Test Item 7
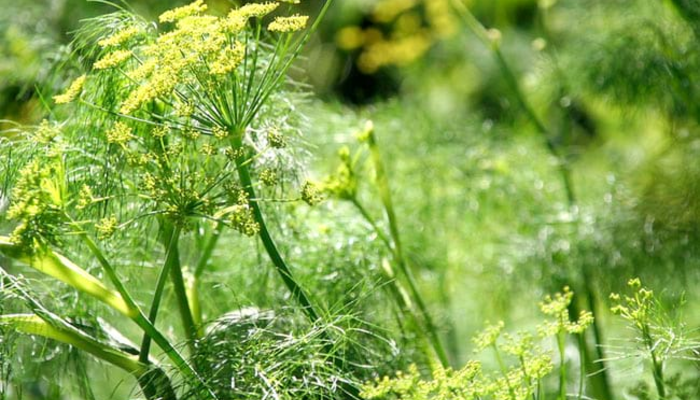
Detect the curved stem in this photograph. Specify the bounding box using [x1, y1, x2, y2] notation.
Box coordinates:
[194, 224, 223, 279]
[558, 332, 567, 400]
[233, 145, 320, 323]
[2, 314, 176, 400]
[161, 221, 199, 352]
[140, 224, 182, 363]
[349, 197, 393, 250]
[365, 129, 450, 368]
[79, 235, 217, 399]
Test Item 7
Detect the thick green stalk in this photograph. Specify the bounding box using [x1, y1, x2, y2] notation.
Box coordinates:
[364, 128, 450, 368]
[194, 225, 222, 279]
[232, 137, 361, 398]
[233, 149, 320, 323]
[643, 327, 667, 400]
[78, 235, 218, 399]
[140, 224, 183, 363]
[190, 224, 222, 328]
[1, 314, 176, 400]
[160, 221, 199, 352]
[557, 332, 567, 400]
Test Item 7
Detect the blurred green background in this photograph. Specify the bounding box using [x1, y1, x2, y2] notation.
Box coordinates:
[2, 0, 700, 398]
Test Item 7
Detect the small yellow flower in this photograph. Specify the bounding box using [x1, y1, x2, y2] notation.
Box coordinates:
[213, 126, 229, 139]
[268, 15, 309, 33]
[106, 122, 135, 146]
[98, 26, 141, 48]
[235, 2, 279, 19]
[53, 75, 86, 104]
[473, 321, 505, 351]
[301, 181, 323, 206]
[159, 0, 207, 23]
[95, 216, 119, 239]
[94, 50, 132, 70]
[222, 13, 247, 33]
[209, 44, 246, 75]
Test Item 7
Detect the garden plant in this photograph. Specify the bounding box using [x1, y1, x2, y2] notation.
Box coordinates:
[1, 0, 700, 399]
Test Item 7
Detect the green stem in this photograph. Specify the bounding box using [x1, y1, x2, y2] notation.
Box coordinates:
[232, 139, 320, 323]
[365, 128, 450, 368]
[162, 221, 199, 352]
[1, 314, 177, 400]
[644, 328, 666, 400]
[558, 332, 567, 400]
[194, 224, 223, 279]
[349, 197, 393, 250]
[577, 334, 585, 400]
[232, 137, 361, 399]
[493, 344, 516, 399]
[140, 224, 182, 363]
[79, 235, 217, 399]
[350, 197, 443, 369]
[581, 272, 613, 400]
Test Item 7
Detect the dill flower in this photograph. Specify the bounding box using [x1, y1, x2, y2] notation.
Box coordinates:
[212, 126, 228, 140]
[267, 129, 286, 148]
[76, 185, 94, 210]
[159, 0, 207, 23]
[259, 169, 277, 186]
[209, 45, 246, 75]
[538, 287, 594, 336]
[610, 278, 655, 330]
[95, 216, 118, 239]
[53, 75, 86, 104]
[268, 15, 309, 33]
[235, 2, 280, 19]
[106, 122, 134, 146]
[473, 321, 505, 351]
[32, 120, 59, 144]
[93, 49, 132, 70]
[301, 181, 324, 206]
[222, 13, 247, 33]
[539, 286, 573, 317]
[98, 26, 141, 48]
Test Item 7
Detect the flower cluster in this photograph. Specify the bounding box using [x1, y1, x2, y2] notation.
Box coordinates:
[362, 288, 592, 400]
[6, 155, 66, 248]
[335, 0, 457, 73]
[43, 0, 318, 239]
[322, 146, 359, 201]
[538, 286, 594, 336]
[610, 278, 655, 330]
[53, 75, 86, 104]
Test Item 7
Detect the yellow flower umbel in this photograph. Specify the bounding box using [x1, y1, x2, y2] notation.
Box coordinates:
[158, 0, 208, 23]
[235, 2, 279, 19]
[53, 75, 86, 104]
[335, 0, 457, 73]
[268, 15, 309, 32]
[94, 50, 132, 70]
[98, 26, 141, 48]
[209, 45, 246, 75]
[538, 287, 594, 336]
[267, 15, 309, 33]
[106, 122, 134, 146]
